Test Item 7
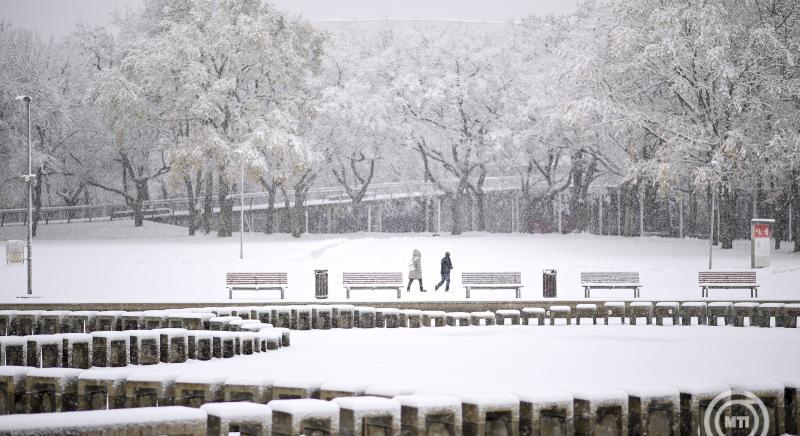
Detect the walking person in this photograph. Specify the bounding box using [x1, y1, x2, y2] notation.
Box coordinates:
[407, 249, 426, 292]
[435, 252, 453, 291]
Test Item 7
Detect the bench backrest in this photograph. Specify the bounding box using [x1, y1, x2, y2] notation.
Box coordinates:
[343, 272, 403, 285]
[698, 271, 756, 284]
[461, 272, 521, 285]
[226, 273, 288, 286]
[581, 272, 639, 284]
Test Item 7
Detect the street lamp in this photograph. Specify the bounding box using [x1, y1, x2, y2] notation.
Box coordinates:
[15, 95, 35, 298]
[234, 149, 245, 259]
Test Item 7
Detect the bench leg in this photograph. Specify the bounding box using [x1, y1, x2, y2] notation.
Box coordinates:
[346, 288, 350, 299]
[466, 287, 470, 299]
[281, 289, 285, 300]
[229, 288, 232, 300]
[516, 288, 520, 299]
[397, 288, 400, 299]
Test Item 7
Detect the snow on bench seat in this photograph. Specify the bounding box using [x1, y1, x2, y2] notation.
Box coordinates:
[226, 272, 288, 300]
[333, 396, 401, 436]
[462, 272, 523, 299]
[698, 270, 758, 298]
[581, 272, 641, 298]
[0, 405, 207, 435]
[202, 401, 272, 435]
[343, 272, 404, 300]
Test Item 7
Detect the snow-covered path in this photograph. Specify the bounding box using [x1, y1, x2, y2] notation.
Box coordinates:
[104, 325, 800, 393]
[1, 220, 798, 303]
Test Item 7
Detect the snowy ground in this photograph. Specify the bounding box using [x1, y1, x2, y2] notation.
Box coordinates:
[98, 325, 800, 394]
[0, 220, 798, 303]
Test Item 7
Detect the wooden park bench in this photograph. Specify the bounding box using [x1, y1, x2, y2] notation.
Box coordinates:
[225, 272, 287, 299]
[461, 272, 522, 299]
[343, 272, 404, 299]
[581, 272, 641, 298]
[698, 271, 758, 298]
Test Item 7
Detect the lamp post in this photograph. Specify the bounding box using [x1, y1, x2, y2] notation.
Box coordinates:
[234, 149, 245, 259]
[15, 95, 35, 297]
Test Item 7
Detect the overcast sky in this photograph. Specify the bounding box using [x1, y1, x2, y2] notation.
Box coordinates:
[0, 0, 579, 38]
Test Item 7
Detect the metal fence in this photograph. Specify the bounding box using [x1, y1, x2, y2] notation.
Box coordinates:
[0, 177, 521, 226]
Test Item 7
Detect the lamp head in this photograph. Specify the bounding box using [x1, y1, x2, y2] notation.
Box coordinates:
[15, 95, 31, 102]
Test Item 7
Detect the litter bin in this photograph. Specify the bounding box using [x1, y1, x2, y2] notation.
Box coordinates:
[543, 269, 557, 298]
[6, 240, 24, 265]
[315, 270, 329, 299]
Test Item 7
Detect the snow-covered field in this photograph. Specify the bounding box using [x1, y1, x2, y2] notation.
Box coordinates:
[89, 325, 800, 394]
[0, 220, 798, 303]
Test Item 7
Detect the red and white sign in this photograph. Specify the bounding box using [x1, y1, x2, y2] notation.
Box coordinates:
[753, 223, 771, 238]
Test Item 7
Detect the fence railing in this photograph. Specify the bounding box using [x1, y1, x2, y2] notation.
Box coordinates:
[0, 177, 521, 226]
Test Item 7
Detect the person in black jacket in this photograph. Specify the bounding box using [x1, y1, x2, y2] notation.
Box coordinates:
[434, 252, 453, 291]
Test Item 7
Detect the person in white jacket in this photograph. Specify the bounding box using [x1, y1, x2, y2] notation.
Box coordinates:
[406, 249, 426, 292]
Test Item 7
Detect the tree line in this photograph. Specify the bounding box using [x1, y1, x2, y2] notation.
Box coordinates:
[0, 0, 798, 249]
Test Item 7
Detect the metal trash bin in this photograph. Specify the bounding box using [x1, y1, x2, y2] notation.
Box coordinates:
[6, 240, 24, 265]
[543, 269, 557, 298]
[315, 270, 329, 299]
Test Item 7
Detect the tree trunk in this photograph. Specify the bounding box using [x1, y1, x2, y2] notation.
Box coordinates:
[264, 184, 277, 234]
[291, 190, 306, 238]
[183, 173, 198, 236]
[132, 180, 149, 227]
[449, 186, 465, 236]
[217, 174, 233, 237]
[351, 201, 363, 232]
[792, 173, 800, 252]
[202, 170, 214, 234]
[719, 185, 734, 249]
[32, 167, 43, 237]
